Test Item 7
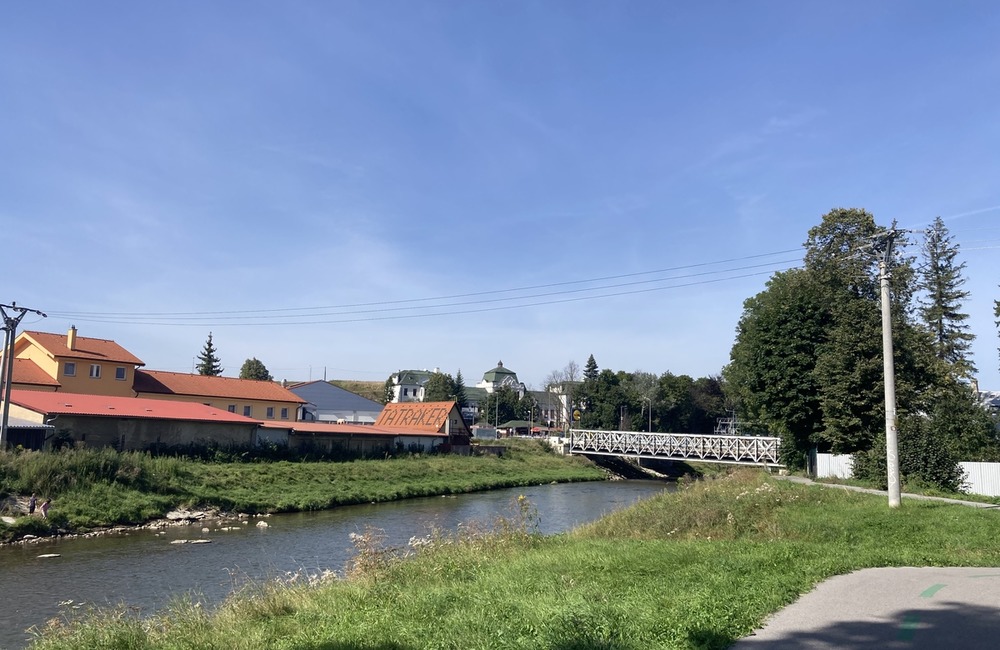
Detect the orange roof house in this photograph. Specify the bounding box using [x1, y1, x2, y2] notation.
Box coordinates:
[8, 389, 257, 423]
[133, 369, 306, 422]
[375, 401, 471, 437]
[257, 402, 471, 456]
[3, 327, 305, 424]
[8, 358, 61, 391]
[9, 327, 145, 396]
[7, 389, 260, 451]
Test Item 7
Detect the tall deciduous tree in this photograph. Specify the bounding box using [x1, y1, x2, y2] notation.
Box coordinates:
[423, 371, 458, 402]
[626, 370, 659, 432]
[481, 386, 518, 426]
[803, 209, 928, 454]
[727, 208, 938, 466]
[196, 332, 224, 376]
[239, 357, 272, 381]
[919, 217, 975, 379]
[517, 393, 537, 422]
[579, 369, 629, 430]
[724, 268, 829, 465]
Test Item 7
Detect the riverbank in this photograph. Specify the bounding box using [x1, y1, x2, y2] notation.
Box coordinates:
[27, 468, 1000, 649]
[0, 440, 606, 544]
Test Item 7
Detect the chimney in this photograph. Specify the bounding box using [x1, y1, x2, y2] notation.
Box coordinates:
[67, 325, 77, 351]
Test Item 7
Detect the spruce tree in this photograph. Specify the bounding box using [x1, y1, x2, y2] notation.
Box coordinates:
[454, 369, 468, 409]
[583, 354, 599, 381]
[382, 377, 396, 405]
[196, 332, 224, 376]
[918, 217, 975, 379]
[995, 291, 1000, 373]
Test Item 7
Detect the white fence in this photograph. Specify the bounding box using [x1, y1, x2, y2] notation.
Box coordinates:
[815, 453, 854, 479]
[958, 462, 1000, 498]
[815, 453, 1000, 498]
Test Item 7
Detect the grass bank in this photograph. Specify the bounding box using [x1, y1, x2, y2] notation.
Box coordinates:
[28, 469, 1000, 649]
[0, 439, 604, 541]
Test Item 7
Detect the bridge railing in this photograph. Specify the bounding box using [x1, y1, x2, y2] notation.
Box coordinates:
[568, 429, 782, 466]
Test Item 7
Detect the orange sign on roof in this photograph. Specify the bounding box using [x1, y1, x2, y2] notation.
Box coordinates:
[375, 401, 468, 434]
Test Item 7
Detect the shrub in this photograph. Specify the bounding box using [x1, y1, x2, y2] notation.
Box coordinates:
[853, 413, 966, 492]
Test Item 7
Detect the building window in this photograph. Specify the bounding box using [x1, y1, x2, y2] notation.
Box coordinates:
[266, 407, 274, 419]
[280, 408, 288, 419]
[115, 367, 127, 381]
[227, 405, 236, 413]
[64, 362, 76, 377]
[89, 364, 101, 379]
[403, 388, 409, 397]
[243, 405, 252, 417]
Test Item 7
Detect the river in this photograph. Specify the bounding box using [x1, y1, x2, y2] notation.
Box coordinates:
[0, 480, 669, 649]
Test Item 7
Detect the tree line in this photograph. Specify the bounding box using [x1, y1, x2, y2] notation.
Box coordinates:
[191, 209, 1000, 495]
[725, 208, 1000, 490]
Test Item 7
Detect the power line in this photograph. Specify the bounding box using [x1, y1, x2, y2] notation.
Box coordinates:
[48, 247, 803, 319]
[48, 267, 799, 328]
[52, 258, 801, 324]
[30, 224, 995, 330]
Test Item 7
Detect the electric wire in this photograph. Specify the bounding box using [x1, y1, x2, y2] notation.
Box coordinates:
[35, 226, 995, 329]
[54, 267, 799, 327]
[48, 248, 803, 318]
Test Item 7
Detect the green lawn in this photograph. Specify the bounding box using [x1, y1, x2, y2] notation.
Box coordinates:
[0, 441, 604, 540]
[28, 470, 1000, 649]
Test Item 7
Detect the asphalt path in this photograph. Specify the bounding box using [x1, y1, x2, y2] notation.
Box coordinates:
[731, 567, 1000, 649]
[732, 479, 1000, 648]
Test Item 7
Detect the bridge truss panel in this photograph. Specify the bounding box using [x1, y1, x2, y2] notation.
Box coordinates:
[569, 429, 782, 467]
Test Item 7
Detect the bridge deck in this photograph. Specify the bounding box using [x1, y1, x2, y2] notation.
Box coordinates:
[568, 429, 782, 466]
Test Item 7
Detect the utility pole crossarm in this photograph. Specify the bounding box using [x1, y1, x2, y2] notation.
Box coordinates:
[0, 302, 48, 450]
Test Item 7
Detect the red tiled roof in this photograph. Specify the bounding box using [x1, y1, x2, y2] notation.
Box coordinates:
[9, 358, 60, 387]
[134, 370, 307, 403]
[19, 330, 144, 365]
[8, 389, 259, 424]
[375, 401, 464, 434]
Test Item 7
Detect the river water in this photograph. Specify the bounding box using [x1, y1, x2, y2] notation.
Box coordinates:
[0, 480, 669, 649]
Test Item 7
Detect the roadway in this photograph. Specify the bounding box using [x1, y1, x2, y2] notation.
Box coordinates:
[731, 478, 1000, 648]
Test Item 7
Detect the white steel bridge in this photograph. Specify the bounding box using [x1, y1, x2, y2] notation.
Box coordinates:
[568, 429, 783, 467]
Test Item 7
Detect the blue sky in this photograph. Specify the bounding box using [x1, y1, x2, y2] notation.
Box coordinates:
[2, 1, 999, 390]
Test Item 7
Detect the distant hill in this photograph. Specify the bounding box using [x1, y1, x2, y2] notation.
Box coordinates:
[330, 380, 385, 403]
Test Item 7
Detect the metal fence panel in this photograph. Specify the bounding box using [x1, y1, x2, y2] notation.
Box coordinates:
[815, 455, 1000, 498]
[959, 462, 1000, 497]
[815, 453, 854, 479]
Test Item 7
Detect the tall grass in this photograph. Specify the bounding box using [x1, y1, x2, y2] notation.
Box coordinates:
[0, 448, 189, 495]
[28, 469, 1000, 649]
[1, 442, 603, 537]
